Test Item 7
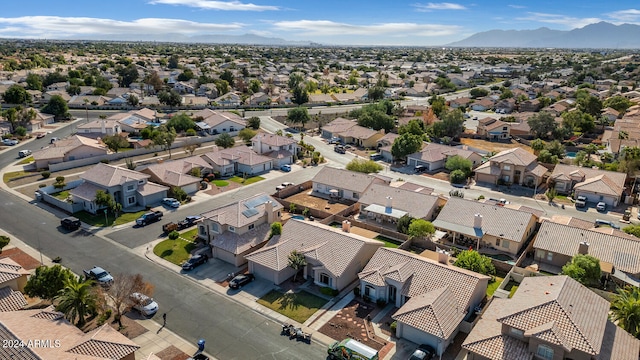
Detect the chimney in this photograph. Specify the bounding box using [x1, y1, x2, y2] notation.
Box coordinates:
[265, 201, 274, 224]
[436, 248, 449, 264]
[342, 220, 351, 233]
[385, 196, 393, 214]
[257, 134, 262, 151]
[578, 241, 589, 255]
[473, 214, 483, 229]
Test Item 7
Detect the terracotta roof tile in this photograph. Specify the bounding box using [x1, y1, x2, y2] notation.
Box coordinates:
[312, 167, 378, 194]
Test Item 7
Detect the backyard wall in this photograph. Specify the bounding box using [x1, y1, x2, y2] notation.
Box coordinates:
[37, 179, 85, 214]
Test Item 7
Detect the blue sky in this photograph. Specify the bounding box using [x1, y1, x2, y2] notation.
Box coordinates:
[1, 1, 640, 45]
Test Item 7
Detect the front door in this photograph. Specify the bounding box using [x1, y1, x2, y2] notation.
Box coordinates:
[388, 286, 397, 304]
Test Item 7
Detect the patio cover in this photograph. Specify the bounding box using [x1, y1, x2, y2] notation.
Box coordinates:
[363, 204, 408, 219]
[432, 219, 483, 238]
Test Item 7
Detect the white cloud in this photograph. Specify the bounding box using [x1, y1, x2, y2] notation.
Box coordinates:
[0, 16, 243, 37]
[606, 9, 640, 22]
[516, 12, 602, 29]
[271, 20, 462, 37]
[413, 2, 466, 12]
[148, 0, 279, 11]
[508, 4, 526, 9]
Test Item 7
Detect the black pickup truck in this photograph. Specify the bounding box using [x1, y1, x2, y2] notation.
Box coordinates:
[136, 210, 163, 226]
[60, 217, 81, 230]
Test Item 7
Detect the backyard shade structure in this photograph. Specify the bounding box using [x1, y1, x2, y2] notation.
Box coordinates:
[329, 189, 339, 197]
[363, 204, 408, 219]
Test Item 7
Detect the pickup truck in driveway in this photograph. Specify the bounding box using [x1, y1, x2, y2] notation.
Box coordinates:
[136, 210, 163, 226]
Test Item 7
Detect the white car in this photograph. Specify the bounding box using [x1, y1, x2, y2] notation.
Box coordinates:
[130, 293, 158, 316]
[596, 202, 607, 212]
[2, 139, 18, 146]
[162, 198, 180, 208]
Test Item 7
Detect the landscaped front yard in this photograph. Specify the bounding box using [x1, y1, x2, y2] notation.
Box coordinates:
[153, 238, 196, 265]
[257, 290, 328, 323]
[73, 209, 147, 227]
[229, 175, 264, 185]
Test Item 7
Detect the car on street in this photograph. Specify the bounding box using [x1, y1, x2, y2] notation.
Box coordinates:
[334, 145, 346, 154]
[575, 195, 587, 208]
[162, 197, 180, 208]
[369, 153, 383, 161]
[2, 139, 18, 146]
[60, 216, 81, 231]
[280, 164, 291, 172]
[83, 266, 114, 287]
[329, 137, 341, 144]
[596, 202, 607, 212]
[18, 149, 32, 158]
[409, 344, 435, 360]
[36, 133, 46, 139]
[130, 292, 159, 316]
[229, 273, 255, 289]
[595, 219, 620, 230]
[182, 254, 208, 271]
[178, 215, 202, 230]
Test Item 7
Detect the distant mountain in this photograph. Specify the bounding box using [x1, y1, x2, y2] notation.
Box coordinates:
[448, 22, 640, 48]
[71, 33, 316, 46]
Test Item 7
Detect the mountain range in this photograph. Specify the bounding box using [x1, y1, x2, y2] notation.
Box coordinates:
[71, 33, 315, 46]
[447, 22, 640, 49]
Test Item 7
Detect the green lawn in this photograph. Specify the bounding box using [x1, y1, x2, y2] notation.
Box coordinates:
[153, 238, 197, 265]
[212, 180, 229, 187]
[257, 290, 328, 323]
[374, 235, 401, 248]
[53, 190, 70, 200]
[504, 280, 520, 298]
[486, 276, 504, 297]
[17, 156, 33, 165]
[229, 176, 265, 185]
[3, 170, 31, 183]
[73, 209, 147, 227]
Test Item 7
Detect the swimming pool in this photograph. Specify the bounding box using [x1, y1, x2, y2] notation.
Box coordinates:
[565, 151, 577, 158]
[291, 215, 305, 220]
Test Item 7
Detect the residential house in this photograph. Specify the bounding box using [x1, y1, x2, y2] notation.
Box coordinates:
[406, 143, 482, 171]
[602, 107, 620, 121]
[476, 117, 511, 140]
[247, 92, 270, 105]
[0, 258, 29, 292]
[463, 275, 640, 360]
[312, 167, 387, 202]
[449, 97, 472, 109]
[192, 109, 246, 136]
[246, 220, 383, 290]
[474, 147, 547, 187]
[69, 95, 110, 107]
[321, 117, 356, 139]
[251, 133, 300, 167]
[549, 164, 626, 206]
[32, 135, 110, 169]
[182, 95, 210, 107]
[45, 81, 68, 91]
[357, 183, 441, 226]
[0, 286, 27, 312]
[26, 109, 55, 133]
[173, 81, 194, 94]
[495, 98, 516, 114]
[70, 163, 168, 214]
[519, 99, 541, 112]
[198, 193, 282, 266]
[213, 92, 242, 107]
[138, 155, 212, 195]
[532, 221, 640, 285]
[432, 197, 538, 257]
[76, 118, 122, 136]
[470, 98, 495, 111]
[359, 247, 490, 356]
[200, 145, 273, 176]
[110, 108, 158, 133]
[0, 307, 140, 360]
[42, 90, 71, 103]
[320, 117, 384, 148]
[376, 133, 399, 162]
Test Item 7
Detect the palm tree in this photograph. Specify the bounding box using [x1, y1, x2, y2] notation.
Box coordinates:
[287, 250, 307, 283]
[55, 276, 98, 327]
[611, 286, 640, 338]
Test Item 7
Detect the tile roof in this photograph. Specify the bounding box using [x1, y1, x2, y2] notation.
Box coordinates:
[140, 156, 209, 187]
[551, 165, 626, 196]
[211, 223, 271, 255]
[252, 133, 297, 147]
[0, 286, 27, 312]
[574, 174, 624, 197]
[246, 220, 383, 278]
[392, 286, 465, 339]
[358, 183, 439, 219]
[0, 258, 29, 285]
[67, 325, 140, 359]
[81, 163, 149, 187]
[533, 221, 640, 275]
[359, 248, 489, 310]
[201, 146, 273, 167]
[393, 181, 434, 195]
[33, 135, 108, 161]
[322, 117, 358, 134]
[191, 109, 246, 127]
[200, 193, 282, 229]
[312, 167, 378, 194]
[136, 181, 169, 196]
[69, 182, 104, 201]
[487, 147, 537, 167]
[433, 197, 535, 243]
[407, 143, 477, 163]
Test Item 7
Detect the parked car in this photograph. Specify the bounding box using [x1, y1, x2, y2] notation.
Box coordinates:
[282, 182, 295, 187]
[182, 254, 208, 271]
[596, 202, 607, 212]
[229, 273, 255, 289]
[178, 215, 202, 230]
[334, 145, 346, 154]
[575, 195, 587, 208]
[162, 198, 180, 208]
[18, 149, 32, 158]
[369, 153, 383, 161]
[409, 344, 435, 360]
[329, 137, 341, 144]
[130, 292, 159, 316]
[36, 133, 46, 139]
[136, 210, 163, 226]
[2, 139, 18, 146]
[60, 217, 81, 231]
[83, 266, 114, 287]
[280, 164, 291, 172]
[50, 137, 59, 144]
[595, 219, 620, 230]
[414, 165, 426, 173]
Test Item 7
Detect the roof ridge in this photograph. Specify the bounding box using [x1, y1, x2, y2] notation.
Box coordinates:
[554, 299, 598, 354]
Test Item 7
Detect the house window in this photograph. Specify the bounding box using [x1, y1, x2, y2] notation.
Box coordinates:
[127, 196, 136, 205]
[211, 223, 219, 233]
[503, 165, 511, 171]
[127, 184, 135, 192]
[546, 252, 553, 261]
[364, 285, 375, 298]
[503, 127, 508, 131]
[222, 128, 227, 132]
[536, 344, 554, 360]
[248, 224, 254, 230]
[138, 180, 144, 185]
[229, 226, 235, 233]
[502, 240, 509, 249]
[496, 239, 500, 247]
[353, 192, 359, 199]
[320, 273, 331, 286]
[510, 328, 524, 338]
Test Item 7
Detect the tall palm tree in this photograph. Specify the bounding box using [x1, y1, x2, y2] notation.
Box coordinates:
[55, 277, 98, 327]
[287, 250, 307, 283]
[611, 286, 640, 339]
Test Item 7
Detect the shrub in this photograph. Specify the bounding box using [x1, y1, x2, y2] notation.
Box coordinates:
[38, 183, 46, 188]
[55, 176, 65, 183]
[390, 321, 397, 335]
[450, 169, 467, 184]
[168, 230, 180, 240]
[477, 195, 485, 200]
[186, 128, 197, 136]
[0, 235, 9, 253]
[41, 171, 51, 179]
[320, 287, 339, 296]
[97, 309, 112, 326]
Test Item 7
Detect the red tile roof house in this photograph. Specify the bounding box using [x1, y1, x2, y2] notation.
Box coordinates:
[32, 135, 110, 169]
[432, 197, 538, 258]
[251, 133, 301, 167]
[532, 221, 640, 286]
[462, 275, 640, 360]
[358, 247, 490, 357]
[357, 183, 441, 227]
[474, 147, 547, 187]
[320, 117, 385, 149]
[311, 167, 389, 202]
[406, 143, 482, 172]
[200, 145, 273, 176]
[197, 193, 283, 267]
[549, 164, 627, 207]
[0, 307, 140, 360]
[245, 220, 383, 290]
[138, 155, 212, 195]
[70, 163, 168, 214]
[191, 109, 246, 137]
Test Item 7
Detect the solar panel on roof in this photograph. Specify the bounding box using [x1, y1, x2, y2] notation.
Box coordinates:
[244, 194, 272, 209]
[242, 208, 259, 218]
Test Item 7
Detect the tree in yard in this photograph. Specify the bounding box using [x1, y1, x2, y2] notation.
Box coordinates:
[469, 87, 489, 99]
[269, 222, 282, 239]
[610, 286, 640, 338]
[291, 86, 309, 105]
[407, 219, 435, 239]
[391, 133, 422, 160]
[367, 86, 385, 101]
[545, 140, 565, 158]
[157, 90, 182, 108]
[42, 95, 69, 119]
[604, 95, 633, 114]
[102, 134, 130, 153]
[453, 250, 496, 276]
[152, 125, 178, 157]
[428, 95, 447, 117]
[55, 276, 99, 327]
[546, 187, 557, 203]
[287, 250, 307, 282]
[396, 215, 414, 234]
[2, 85, 31, 104]
[624, 224, 640, 238]
[170, 186, 188, 202]
[527, 112, 556, 139]
[431, 109, 465, 139]
[24, 265, 74, 302]
[166, 113, 195, 133]
[578, 95, 603, 118]
[0, 235, 9, 253]
[398, 118, 425, 136]
[445, 155, 472, 177]
[94, 190, 114, 212]
[239, 128, 257, 143]
[449, 169, 467, 184]
[26, 73, 43, 91]
[145, 71, 165, 93]
[247, 116, 261, 130]
[127, 94, 139, 106]
[167, 54, 180, 69]
[287, 107, 310, 129]
[118, 64, 139, 87]
[214, 133, 235, 148]
[530, 138, 545, 155]
[345, 159, 383, 173]
[561, 254, 601, 287]
[105, 273, 154, 328]
[356, 108, 395, 133]
[537, 149, 559, 164]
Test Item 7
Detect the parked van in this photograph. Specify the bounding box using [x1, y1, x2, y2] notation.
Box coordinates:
[18, 149, 32, 158]
[328, 338, 379, 360]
